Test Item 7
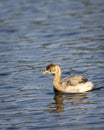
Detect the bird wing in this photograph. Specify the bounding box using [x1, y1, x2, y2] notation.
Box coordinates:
[61, 75, 88, 87]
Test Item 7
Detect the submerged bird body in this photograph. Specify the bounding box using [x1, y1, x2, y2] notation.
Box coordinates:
[43, 63, 94, 93]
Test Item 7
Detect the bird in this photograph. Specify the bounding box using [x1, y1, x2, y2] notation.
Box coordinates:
[43, 63, 94, 93]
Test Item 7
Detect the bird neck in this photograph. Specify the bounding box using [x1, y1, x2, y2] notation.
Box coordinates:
[54, 72, 61, 84]
[53, 68, 62, 91]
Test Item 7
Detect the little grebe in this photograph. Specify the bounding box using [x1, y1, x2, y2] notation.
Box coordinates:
[43, 63, 94, 93]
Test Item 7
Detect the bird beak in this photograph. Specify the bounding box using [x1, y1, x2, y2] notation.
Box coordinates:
[42, 70, 49, 74]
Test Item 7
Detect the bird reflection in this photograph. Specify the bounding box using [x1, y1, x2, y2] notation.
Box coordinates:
[54, 91, 64, 112]
[53, 92, 90, 112]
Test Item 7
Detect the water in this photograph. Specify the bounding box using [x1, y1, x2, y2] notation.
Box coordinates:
[0, 0, 104, 130]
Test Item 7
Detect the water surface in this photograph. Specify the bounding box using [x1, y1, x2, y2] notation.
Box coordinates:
[0, 0, 104, 130]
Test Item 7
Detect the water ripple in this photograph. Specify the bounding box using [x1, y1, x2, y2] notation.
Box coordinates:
[0, 0, 104, 130]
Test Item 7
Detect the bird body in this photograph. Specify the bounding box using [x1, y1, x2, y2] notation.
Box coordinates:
[43, 63, 94, 93]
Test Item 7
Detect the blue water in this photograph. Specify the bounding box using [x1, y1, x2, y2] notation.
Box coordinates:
[0, 0, 104, 130]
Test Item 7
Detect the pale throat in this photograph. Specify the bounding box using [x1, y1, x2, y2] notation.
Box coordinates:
[53, 68, 62, 86]
[53, 68, 65, 92]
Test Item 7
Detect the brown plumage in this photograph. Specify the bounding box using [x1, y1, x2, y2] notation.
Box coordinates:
[62, 75, 88, 86]
[43, 63, 94, 93]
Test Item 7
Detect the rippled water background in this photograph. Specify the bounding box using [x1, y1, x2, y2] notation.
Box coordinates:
[0, 0, 104, 130]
